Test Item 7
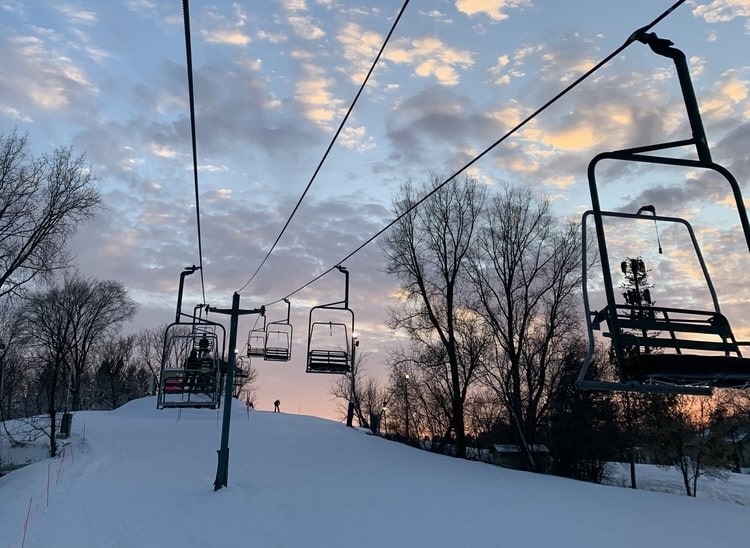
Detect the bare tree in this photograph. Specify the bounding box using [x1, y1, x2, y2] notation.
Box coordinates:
[18, 276, 136, 455]
[19, 284, 73, 456]
[467, 184, 582, 470]
[546, 344, 620, 483]
[134, 326, 167, 389]
[385, 351, 428, 442]
[234, 356, 259, 404]
[94, 335, 143, 409]
[0, 129, 101, 298]
[329, 346, 385, 428]
[134, 324, 194, 394]
[0, 296, 23, 421]
[464, 389, 505, 445]
[715, 390, 750, 471]
[61, 274, 138, 410]
[382, 174, 486, 458]
[653, 395, 729, 497]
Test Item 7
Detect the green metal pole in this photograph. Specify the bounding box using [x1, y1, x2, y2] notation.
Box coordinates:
[214, 292, 240, 491]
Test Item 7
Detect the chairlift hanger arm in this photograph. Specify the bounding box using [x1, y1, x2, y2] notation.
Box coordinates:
[208, 302, 265, 317]
[317, 299, 347, 310]
[175, 265, 201, 323]
[587, 33, 750, 270]
[336, 265, 349, 309]
[283, 298, 290, 323]
[636, 32, 710, 162]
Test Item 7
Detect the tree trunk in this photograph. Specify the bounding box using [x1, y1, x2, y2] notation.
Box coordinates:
[679, 460, 693, 497]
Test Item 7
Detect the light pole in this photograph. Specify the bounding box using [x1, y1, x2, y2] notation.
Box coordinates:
[382, 405, 387, 435]
[346, 336, 359, 427]
[0, 340, 5, 420]
[404, 373, 410, 442]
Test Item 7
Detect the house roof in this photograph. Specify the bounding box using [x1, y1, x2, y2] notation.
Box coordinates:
[492, 444, 549, 454]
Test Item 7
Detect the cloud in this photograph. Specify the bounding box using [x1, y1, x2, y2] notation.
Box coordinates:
[386, 36, 474, 86]
[692, 0, 750, 23]
[200, 3, 251, 46]
[0, 105, 32, 122]
[455, 0, 531, 21]
[419, 9, 453, 24]
[0, 34, 99, 112]
[52, 4, 97, 25]
[701, 68, 749, 122]
[488, 54, 512, 85]
[148, 143, 178, 158]
[339, 126, 376, 151]
[281, 1, 326, 41]
[384, 86, 501, 164]
[287, 16, 325, 40]
[336, 22, 384, 84]
[294, 62, 343, 127]
[201, 29, 251, 46]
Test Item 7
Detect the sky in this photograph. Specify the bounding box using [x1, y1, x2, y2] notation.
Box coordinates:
[1, 1, 749, 420]
[1, 396, 749, 548]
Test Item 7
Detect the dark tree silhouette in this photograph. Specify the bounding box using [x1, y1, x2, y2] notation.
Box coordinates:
[0, 129, 101, 297]
[382, 174, 486, 458]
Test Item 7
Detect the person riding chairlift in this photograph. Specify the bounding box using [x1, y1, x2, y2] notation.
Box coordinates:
[184, 349, 200, 388]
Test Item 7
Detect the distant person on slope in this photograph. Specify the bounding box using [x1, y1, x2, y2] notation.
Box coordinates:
[274, 399, 280, 413]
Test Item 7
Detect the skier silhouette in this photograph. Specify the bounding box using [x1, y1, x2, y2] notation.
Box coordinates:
[273, 399, 280, 413]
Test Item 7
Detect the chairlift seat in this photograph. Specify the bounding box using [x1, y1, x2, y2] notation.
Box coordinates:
[598, 304, 750, 389]
[264, 324, 292, 363]
[307, 349, 350, 373]
[622, 354, 750, 388]
[247, 346, 265, 357]
[163, 377, 184, 393]
[188, 372, 217, 394]
[264, 346, 290, 361]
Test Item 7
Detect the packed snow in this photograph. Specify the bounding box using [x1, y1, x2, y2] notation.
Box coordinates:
[1, 397, 748, 548]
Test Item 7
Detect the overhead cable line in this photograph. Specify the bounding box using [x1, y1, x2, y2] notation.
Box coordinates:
[263, 0, 687, 308]
[182, 0, 207, 305]
[236, 0, 412, 294]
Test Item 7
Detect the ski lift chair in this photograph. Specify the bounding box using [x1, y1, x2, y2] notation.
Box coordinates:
[247, 315, 266, 358]
[306, 314, 354, 374]
[306, 266, 355, 374]
[156, 267, 226, 409]
[264, 299, 293, 362]
[575, 32, 750, 394]
[157, 322, 224, 409]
